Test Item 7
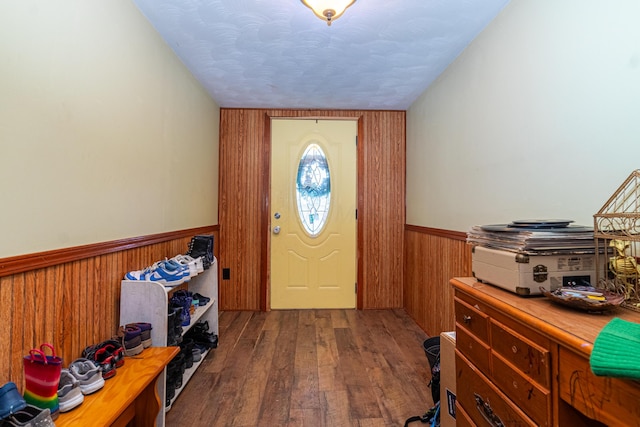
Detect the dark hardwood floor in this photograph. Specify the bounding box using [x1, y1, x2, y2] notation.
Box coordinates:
[166, 309, 436, 427]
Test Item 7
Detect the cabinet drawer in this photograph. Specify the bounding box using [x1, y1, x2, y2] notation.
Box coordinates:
[456, 324, 490, 376]
[456, 351, 537, 427]
[558, 347, 640, 426]
[491, 352, 551, 427]
[454, 403, 476, 427]
[454, 297, 489, 344]
[490, 319, 550, 388]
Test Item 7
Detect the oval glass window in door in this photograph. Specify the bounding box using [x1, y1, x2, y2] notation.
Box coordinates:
[295, 143, 331, 237]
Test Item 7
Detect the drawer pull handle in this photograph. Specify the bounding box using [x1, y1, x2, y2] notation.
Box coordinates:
[463, 315, 472, 324]
[512, 345, 518, 354]
[474, 393, 505, 427]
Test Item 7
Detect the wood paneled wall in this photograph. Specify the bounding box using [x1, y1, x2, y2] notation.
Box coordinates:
[0, 227, 218, 389]
[219, 109, 406, 310]
[403, 226, 472, 335]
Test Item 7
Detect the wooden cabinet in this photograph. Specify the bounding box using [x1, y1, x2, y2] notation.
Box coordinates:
[451, 277, 640, 427]
[455, 289, 550, 426]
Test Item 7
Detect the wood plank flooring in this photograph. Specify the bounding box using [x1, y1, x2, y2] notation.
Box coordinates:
[166, 309, 436, 427]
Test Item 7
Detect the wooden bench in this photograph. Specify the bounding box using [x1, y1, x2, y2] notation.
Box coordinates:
[56, 347, 178, 427]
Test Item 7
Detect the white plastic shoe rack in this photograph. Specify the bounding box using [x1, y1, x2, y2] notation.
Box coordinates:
[119, 257, 218, 427]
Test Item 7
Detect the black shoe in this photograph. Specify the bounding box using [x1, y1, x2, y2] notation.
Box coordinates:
[187, 235, 214, 269]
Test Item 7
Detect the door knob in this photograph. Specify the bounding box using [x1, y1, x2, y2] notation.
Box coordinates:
[273, 226, 281, 234]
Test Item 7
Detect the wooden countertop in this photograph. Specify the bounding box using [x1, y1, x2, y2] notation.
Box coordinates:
[450, 277, 640, 357]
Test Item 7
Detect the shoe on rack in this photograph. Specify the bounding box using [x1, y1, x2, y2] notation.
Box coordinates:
[85, 339, 125, 369]
[170, 255, 199, 278]
[118, 325, 144, 356]
[192, 342, 210, 358]
[101, 340, 125, 368]
[191, 347, 202, 363]
[148, 261, 190, 287]
[124, 267, 151, 281]
[127, 323, 152, 348]
[167, 310, 179, 347]
[0, 382, 27, 420]
[185, 323, 218, 350]
[179, 338, 195, 369]
[190, 320, 211, 335]
[81, 345, 116, 380]
[192, 293, 210, 306]
[173, 290, 197, 312]
[125, 260, 190, 286]
[157, 258, 192, 280]
[68, 358, 105, 395]
[169, 296, 191, 327]
[1, 405, 54, 427]
[167, 306, 184, 344]
[171, 352, 186, 376]
[57, 369, 84, 412]
[176, 254, 204, 274]
[165, 362, 180, 409]
[186, 235, 214, 270]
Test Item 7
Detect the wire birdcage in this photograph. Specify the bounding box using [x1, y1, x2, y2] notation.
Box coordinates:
[594, 170, 640, 311]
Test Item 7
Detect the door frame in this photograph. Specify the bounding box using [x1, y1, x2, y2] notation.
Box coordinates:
[260, 114, 364, 310]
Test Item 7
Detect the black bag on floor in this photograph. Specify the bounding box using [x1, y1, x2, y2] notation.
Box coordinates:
[404, 337, 440, 426]
[423, 337, 440, 404]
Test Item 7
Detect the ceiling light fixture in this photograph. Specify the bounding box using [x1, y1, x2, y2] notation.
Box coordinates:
[300, 0, 356, 26]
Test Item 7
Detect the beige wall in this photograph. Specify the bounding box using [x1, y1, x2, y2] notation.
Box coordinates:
[407, 0, 640, 231]
[0, 1, 220, 258]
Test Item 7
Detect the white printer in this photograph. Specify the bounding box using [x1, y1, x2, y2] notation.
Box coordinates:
[471, 246, 596, 296]
[468, 220, 597, 296]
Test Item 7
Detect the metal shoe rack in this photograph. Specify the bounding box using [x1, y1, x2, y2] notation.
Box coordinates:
[119, 257, 218, 427]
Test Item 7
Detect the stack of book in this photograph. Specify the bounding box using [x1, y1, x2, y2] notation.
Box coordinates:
[466, 220, 595, 255]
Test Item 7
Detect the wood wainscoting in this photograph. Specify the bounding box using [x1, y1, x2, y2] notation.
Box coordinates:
[219, 109, 406, 311]
[0, 226, 218, 388]
[403, 225, 472, 335]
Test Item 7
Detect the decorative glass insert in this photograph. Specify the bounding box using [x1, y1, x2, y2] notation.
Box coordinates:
[296, 143, 331, 236]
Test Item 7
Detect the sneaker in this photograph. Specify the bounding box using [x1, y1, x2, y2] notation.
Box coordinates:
[120, 325, 144, 356]
[169, 295, 192, 327]
[171, 254, 202, 277]
[0, 382, 27, 419]
[97, 340, 125, 368]
[158, 258, 191, 279]
[179, 338, 195, 369]
[81, 346, 116, 380]
[127, 323, 153, 348]
[124, 267, 151, 281]
[124, 260, 190, 286]
[193, 342, 209, 356]
[68, 359, 105, 395]
[181, 254, 205, 274]
[57, 370, 84, 412]
[192, 347, 202, 363]
[173, 290, 197, 312]
[185, 323, 218, 350]
[2, 405, 54, 427]
[192, 293, 211, 306]
[147, 261, 190, 287]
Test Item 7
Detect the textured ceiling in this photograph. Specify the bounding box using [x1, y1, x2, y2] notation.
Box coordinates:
[132, 0, 510, 110]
